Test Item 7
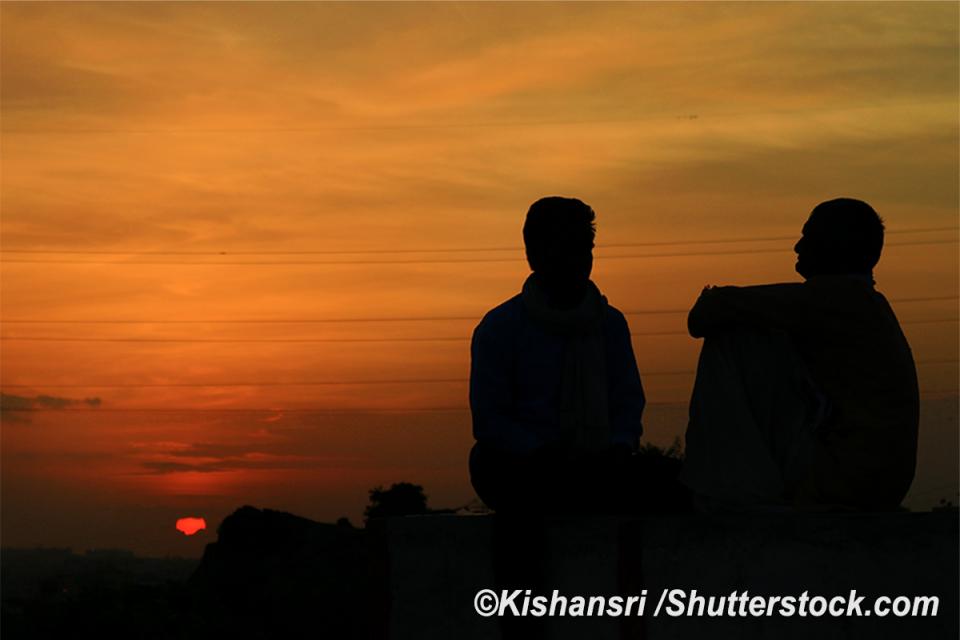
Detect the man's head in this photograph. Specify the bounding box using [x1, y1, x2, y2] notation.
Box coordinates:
[523, 196, 596, 303]
[794, 198, 884, 279]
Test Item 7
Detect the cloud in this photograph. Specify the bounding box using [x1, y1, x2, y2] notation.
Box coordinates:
[135, 440, 360, 474]
[0, 393, 102, 424]
[0, 55, 146, 116]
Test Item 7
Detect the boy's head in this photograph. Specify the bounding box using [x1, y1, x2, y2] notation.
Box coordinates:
[523, 197, 596, 297]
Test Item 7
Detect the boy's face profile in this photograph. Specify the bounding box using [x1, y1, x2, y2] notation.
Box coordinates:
[535, 232, 594, 300]
[523, 197, 597, 301]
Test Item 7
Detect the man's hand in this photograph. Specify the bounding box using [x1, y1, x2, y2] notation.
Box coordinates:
[688, 284, 727, 338]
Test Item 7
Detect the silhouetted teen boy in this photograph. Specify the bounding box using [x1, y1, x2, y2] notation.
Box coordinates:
[681, 198, 919, 511]
[468, 196, 649, 514]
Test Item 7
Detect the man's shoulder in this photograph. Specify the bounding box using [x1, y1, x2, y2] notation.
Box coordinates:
[712, 282, 809, 306]
[801, 276, 883, 308]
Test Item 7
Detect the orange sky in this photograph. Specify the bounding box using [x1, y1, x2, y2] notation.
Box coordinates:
[2, 2, 958, 556]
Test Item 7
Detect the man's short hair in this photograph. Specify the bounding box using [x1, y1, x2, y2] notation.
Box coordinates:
[809, 198, 885, 272]
[523, 197, 596, 272]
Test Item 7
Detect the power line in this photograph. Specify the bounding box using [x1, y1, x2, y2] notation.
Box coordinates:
[0, 114, 706, 135]
[2, 378, 467, 389]
[2, 317, 955, 344]
[0, 310, 684, 325]
[2, 226, 954, 257]
[1, 406, 472, 414]
[3, 394, 955, 414]
[0, 329, 689, 343]
[903, 318, 960, 325]
[0, 335, 471, 343]
[2, 360, 954, 390]
[0, 371, 690, 390]
[1, 98, 953, 135]
[1, 296, 955, 326]
[1, 239, 955, 266]
[889, 295, 959, 303]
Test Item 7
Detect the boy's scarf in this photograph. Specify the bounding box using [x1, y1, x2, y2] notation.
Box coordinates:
[521, 274, 610, 453]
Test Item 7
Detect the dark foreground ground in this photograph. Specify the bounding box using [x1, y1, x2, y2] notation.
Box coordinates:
[2, 508, 369, 640]
[2, 506, 957, 639]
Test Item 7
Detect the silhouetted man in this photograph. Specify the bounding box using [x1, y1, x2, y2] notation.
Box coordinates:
[469, 196, 649, 514]
[681, 198, 919, 511]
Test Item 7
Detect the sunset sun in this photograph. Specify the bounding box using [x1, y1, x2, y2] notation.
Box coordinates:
[176, 517, 207, 537]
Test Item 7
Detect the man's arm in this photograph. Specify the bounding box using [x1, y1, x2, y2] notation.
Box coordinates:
[469, 315, 543, 453]
[687, 283, 810, 338]
[606, 310, 644, 450]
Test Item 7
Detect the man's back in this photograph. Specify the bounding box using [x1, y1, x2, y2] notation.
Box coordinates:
[788, 277, 919, 508]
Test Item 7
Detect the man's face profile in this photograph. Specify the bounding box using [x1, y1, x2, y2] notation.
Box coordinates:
[793, 198, 883, 280]
[794, 219, 817, 279]
[794, 213, 840, 279]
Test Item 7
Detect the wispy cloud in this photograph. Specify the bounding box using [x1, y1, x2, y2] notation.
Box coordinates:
[134, 440, 360, 475]
[1, 393, 102, 424]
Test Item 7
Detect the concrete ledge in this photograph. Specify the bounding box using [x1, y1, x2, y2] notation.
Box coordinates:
[375, 512, 958, 640]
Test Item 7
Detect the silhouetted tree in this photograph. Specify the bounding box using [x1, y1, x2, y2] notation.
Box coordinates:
[364, 482, 429, 523]
[932, 495, 959, 513]
[637, 436, 683, 460]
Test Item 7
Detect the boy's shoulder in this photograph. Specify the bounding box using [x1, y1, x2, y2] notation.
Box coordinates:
[475, 294, 524, 333]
